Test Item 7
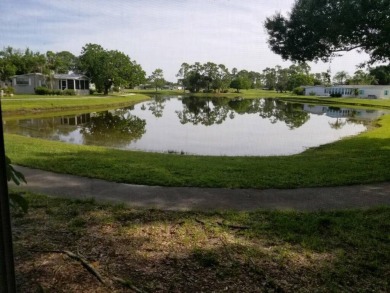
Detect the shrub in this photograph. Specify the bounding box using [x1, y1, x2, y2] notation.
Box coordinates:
[330, 93, 342, 97]
[293, 86, 305, 95]
[35, 86, 50, 95]
[3, 86, 15, 95]
[89, 89, 96, 95]
[113, 86, 120, 92]
[309, 91, 316, 96]
[62, 89, 76, 96]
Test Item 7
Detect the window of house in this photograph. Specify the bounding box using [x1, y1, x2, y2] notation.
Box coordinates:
[75, 80, 80, 89]
[385, 90, 389, 96]
[359, 90, 364, 95]
[16, 77, 30, 85]
[61, 80, 67, 90]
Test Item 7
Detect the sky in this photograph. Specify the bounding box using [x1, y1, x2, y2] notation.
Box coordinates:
[0, 0, 371, 82]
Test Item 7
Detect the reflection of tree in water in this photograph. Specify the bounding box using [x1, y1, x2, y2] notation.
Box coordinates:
[176, 96, 230, 126]
[228, 98, 310, 129]
[176, 97, 310, 128]
[328, 118, 347, 129]
[80, 111, 146, 147]
[145, 95, 170, 118]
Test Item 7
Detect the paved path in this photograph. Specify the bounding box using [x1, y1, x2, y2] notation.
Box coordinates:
[9, 166, 390, 211]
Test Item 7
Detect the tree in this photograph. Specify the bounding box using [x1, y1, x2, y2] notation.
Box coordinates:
[230, 76, 251, 93]
[369, 65, 390, 85]
[149, 68, 165, 91]
[176, 62, 191, 91]
[78, 43, 145, 95]
[0, 47, 46, 81]
[347, 70, 376, 85]
[275, 66, 289, 92]
[211, 64, 231, 92]
[333, 71, 350, 85]
[264, 0, 390, 65]
[262, 67, 276, 90]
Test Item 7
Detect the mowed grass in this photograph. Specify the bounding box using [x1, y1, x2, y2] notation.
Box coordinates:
[12, 192, 390, 292]
[1, 93, 150, 115]
[5, 113, 390, 189]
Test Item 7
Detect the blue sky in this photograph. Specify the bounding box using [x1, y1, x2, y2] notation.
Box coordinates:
[0, 0, 370, 81]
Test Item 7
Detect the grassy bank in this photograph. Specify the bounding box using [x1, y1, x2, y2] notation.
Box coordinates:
[5, 112, 390, 189]
[12, 192, 390, 292]
[1, 93, 150, 116]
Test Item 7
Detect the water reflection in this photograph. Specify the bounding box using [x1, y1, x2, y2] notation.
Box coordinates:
[80, 111, 146, 147]
[176, 96, 230, 126]
[174, 97, 310, 128]
[3, 97, 387, 156]
[142, 95, 171, 118]
[229, 98, 310, 129]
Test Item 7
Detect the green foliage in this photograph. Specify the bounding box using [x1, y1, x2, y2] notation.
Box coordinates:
[346, 70, 377, 85]
[77, 43, 146, 95]
[265, 0, 390, 64]
[148, 68, 165, 91]
[369, 65, 390, 85]
[1, 86, 14, 96]
[0, 47, 46, 80]
[35, 87, 73, 96]
[5, 155, 28, 213]
[330, 93, 343, 98]
[62, 89, 76, 96]
[177, 62, 232, 93]
[333, 71, 350, 85]
[292, 86, 304, 95]
[34, 86, 51, 95]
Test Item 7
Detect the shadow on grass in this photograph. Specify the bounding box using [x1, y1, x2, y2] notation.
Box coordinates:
[12, 193, 390, 292]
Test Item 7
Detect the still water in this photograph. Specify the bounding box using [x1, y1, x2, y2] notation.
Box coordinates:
[4, 96, 386, 156]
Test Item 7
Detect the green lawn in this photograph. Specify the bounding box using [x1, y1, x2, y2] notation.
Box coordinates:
[1, 93, 150, 116]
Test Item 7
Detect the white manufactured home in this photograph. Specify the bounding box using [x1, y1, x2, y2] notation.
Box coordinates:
[303, 85, 390, 99]
[11, 73, 90, 95]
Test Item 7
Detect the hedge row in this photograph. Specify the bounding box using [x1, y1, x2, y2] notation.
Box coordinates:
[35, 87, 76, 96]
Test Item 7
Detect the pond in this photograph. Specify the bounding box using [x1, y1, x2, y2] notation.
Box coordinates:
[3, 96, 387, 156]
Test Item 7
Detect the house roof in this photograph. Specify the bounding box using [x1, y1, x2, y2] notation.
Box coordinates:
[53, 73, 89, 80]
[11, 73, 89, 80]
[11, 73, 45, 77]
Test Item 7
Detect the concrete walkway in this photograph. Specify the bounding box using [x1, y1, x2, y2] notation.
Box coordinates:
[9, 166, 390, 211]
